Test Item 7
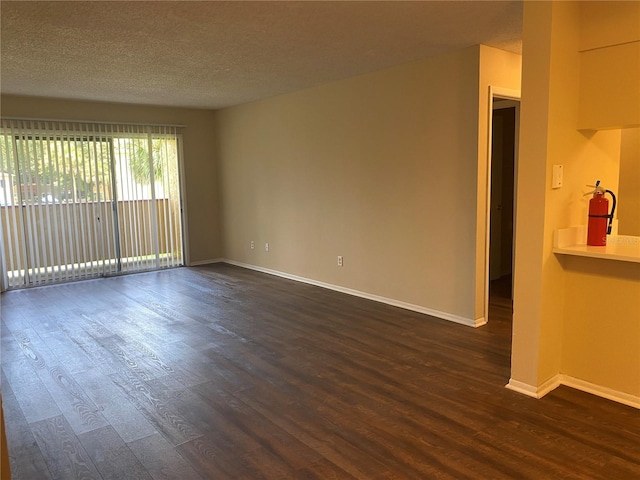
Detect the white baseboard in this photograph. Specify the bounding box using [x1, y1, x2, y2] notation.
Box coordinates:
[561, 375, 640, 409]
[505, 376, 561, 398]
[189, 258, 223, 266]
[505, 379, 539, 398]
[507, 374, 639, 409]
[222, 259, 479, 327]
[537, 374, 563, 397]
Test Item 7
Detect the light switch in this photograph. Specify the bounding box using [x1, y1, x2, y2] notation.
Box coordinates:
[552, 164, 563, 189]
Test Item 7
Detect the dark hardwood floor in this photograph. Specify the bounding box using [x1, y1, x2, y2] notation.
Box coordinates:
[1, 264, 638, 479]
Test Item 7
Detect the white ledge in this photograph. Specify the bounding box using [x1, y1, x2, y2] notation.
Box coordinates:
[553, 226, 640, 263]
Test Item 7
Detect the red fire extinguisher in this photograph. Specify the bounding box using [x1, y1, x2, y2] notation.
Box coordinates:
[586, 180, 616, 246]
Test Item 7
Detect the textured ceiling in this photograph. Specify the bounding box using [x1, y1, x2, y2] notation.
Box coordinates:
[1, 1, 523, 109]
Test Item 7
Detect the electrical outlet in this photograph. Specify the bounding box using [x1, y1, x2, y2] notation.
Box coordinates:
[250, 240, 255, 250]
[337, 256, 343, 267]
[265, 243, 269, 252]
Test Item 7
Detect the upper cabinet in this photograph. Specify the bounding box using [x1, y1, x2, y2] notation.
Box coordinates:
[578, 2, 640, 130]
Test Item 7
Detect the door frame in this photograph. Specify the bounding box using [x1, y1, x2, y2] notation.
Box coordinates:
[483, 86, 521, 323]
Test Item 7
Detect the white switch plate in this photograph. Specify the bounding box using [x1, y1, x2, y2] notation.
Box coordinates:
[250, 240, 255, 250]
[552, 164, 563, 189]
[265, 243, 269, 252]
[337, 256, 343, 267]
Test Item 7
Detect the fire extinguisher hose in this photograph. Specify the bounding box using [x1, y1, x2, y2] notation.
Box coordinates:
[605, 189, 617, 234]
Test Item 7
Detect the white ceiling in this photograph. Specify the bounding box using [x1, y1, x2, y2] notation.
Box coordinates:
[1, 1, 523, 109]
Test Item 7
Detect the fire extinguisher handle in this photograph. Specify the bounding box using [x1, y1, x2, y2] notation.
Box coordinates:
[605, 189, 617, 234]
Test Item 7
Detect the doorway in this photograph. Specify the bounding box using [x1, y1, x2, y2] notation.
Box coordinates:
[489, 99, 519, 305]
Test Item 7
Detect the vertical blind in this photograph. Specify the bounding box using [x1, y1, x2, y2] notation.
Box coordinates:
[0, 119, 184, 289]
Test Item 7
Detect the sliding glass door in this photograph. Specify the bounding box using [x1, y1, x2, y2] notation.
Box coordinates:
[0, 119, 184, 289]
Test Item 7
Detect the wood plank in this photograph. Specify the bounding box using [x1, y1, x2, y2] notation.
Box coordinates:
[172, 385, 323, 476]
[232, 383, 391, 479]
[39, 329, 99, 375]
[107, 368, 203, 446]
[10, 328, 108, 435]
[1, 264, 639, 479]
[175, 436, 249, 479]
[138, 340, 219, 389]
[30, 415, 101, 480]
[294, 458, 360, 480]
[127, 433, 204, 480]
[73, 368, 158, 444]
[1, 322, 25, 363]
[1, 358, 61, 424]
[0, 374, 52, 480]
[78, 426, 153, 480]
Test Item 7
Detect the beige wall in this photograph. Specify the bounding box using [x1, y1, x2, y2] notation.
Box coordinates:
[618, 128, 640, 236]
[563, 257, 640, 397]
[510, 2, 553, 386]
[578, 1, 640, 130]
[512, 1, 638, 400]
[217, 46, 518, 323]
[0, 95, 221, 263]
